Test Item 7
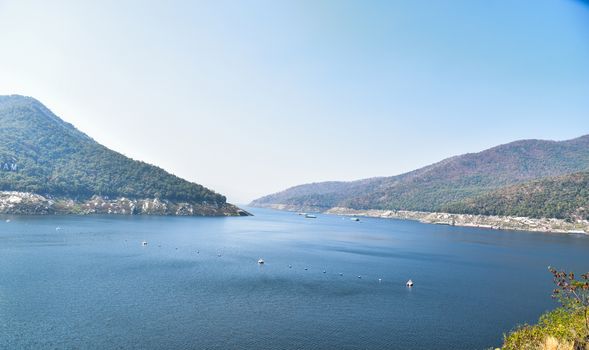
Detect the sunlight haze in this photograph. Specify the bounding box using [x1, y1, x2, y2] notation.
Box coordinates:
[0, 0, 588, 203]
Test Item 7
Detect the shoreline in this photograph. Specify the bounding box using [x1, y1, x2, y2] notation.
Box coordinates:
[255, 204, 589, 234]
[0, 191, 251, 217]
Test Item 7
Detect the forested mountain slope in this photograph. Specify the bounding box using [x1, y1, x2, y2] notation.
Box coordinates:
[252, 135, 589, 213]
[0, 95, 246, 216]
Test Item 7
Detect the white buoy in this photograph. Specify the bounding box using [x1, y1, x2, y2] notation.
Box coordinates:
[378, 278, 382, 283]
[5, 219, 10, 223]
[357, 275, 362, 279]
[406, 279, 414, 287]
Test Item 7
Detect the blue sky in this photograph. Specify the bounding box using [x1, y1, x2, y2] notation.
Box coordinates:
[0, 0, 588, 203]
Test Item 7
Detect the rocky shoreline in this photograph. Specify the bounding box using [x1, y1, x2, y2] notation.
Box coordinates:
[0, 191, 250, 217]
[255, 204, 589, 234]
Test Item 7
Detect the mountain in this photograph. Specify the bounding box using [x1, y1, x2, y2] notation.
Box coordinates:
[251, 135, 589, 213]
[0, 95, 247, 216]
[443, 170, 589, 220]
[252, 178, 385, 211]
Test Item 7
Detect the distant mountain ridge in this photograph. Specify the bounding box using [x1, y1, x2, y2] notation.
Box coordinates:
[251, 135, 589, 216]
[0, 95, 247, 216]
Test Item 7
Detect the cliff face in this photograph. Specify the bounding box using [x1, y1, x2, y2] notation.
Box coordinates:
[0, 191, 249, 216]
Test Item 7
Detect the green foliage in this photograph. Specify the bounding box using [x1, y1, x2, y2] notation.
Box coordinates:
[550, 268, 589, 339]
[252, 135, 589, 215]
[0, 95, 226, 204]
[444, 172, 589, 220]
[502, 308, 586, 350]
[502, 268, 589, 350]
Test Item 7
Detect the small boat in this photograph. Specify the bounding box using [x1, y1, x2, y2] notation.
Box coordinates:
[305, 214, 317, 219]
[5, 219, 10, 223]
[350, 217, 360, 222]
[141, 241, 148, 246]
[406, 279, 414, 287]
[258, 258, 265, 265]
[298, 212, 306, 216]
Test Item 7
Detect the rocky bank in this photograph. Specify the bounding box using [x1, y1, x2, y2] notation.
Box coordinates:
[0, 191, 250, 216]
[255, 203, 588, 234]
[327, 207, 589, 234]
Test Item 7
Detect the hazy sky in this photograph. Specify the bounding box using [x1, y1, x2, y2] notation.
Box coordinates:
[0, 0, 588, 203]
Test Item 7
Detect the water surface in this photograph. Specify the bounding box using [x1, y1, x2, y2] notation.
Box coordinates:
[1, 208, 587, 349]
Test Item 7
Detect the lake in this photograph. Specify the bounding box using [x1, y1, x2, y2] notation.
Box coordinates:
[1, 207, 587, 349]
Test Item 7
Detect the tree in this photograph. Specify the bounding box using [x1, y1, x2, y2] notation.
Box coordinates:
[549, 266, 589, 349]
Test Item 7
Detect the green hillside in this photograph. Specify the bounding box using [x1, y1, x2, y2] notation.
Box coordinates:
[444, 171, 589, 220]
[252, 136, 589, 213]
[0, 95, 226, 205]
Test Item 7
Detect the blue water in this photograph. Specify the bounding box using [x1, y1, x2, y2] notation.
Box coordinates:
[0, 208, 587, 349]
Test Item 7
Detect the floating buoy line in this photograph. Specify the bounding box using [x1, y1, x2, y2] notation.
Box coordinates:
[130, 240, 415, 287]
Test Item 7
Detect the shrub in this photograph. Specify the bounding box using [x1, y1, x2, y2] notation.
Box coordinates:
[502, 268, 589, 350]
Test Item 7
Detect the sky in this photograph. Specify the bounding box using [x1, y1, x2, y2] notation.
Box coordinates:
[0, 0, 588, 203]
